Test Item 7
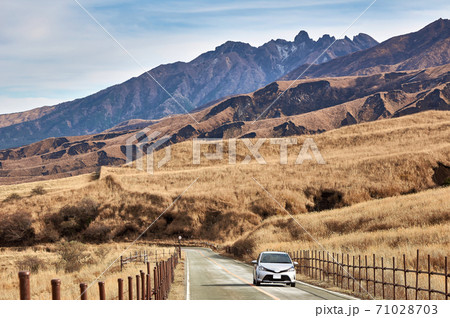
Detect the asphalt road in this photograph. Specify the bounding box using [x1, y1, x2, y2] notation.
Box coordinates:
[184, 247, 355, 300]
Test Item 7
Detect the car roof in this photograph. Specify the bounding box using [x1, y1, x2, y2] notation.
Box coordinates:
[260, 251, 289, 255]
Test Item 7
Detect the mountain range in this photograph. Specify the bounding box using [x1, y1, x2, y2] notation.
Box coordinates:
[0, 19, 449, 184]
[0, 31, 377, 150]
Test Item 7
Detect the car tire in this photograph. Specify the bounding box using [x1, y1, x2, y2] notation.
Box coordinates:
[256, 280, 261, 286]
[290, 282, 296, 287]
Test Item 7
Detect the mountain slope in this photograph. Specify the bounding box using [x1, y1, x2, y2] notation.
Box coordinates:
[283, 18, 450, 80]
[0, 64, 449, 185]
[0, 32, 377, 150]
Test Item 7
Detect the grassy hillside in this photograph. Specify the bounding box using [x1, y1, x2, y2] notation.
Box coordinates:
[0, 111, 448, 253]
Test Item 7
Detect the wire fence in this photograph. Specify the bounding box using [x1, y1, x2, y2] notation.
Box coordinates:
[286, 249, 449, 300]
[17, 247, 181, 300]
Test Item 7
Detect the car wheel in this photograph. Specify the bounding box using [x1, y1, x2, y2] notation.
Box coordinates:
[290, 282, 296, 287]
[256, 280, 261, 286]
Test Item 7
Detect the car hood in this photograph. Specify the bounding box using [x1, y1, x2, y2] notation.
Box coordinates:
[260, 263, 293, 272]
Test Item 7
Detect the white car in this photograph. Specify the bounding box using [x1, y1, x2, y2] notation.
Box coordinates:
[252, 251, 298, 287]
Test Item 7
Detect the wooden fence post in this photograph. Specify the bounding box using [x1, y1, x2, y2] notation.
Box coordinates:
[51, 279, 61, 300]
[332, 253, 335, 285]
[341, 253, 345, 289]
[415, 250, 419, 300]
[365, 255, 369, 295]
[317, 251, 320, 280]
[393, 256, 396, 300]
[99, 281, 106, 300]
[18, 271, 30, 300]
[327, 252, 330, 282]
[128, 276, 133, 300]
[373, 254, 376, 297]
[352, 255, 355, 292]
[445, 256, 448, 300]
[118, 278, 123, 300]
[381, 257, 385, 299]
[154, 267, 158, 300]
[348, 254, 350, 289]
[403, 254, 407, 300]
[444, 256, 448, 300]
[141, 270, 145, 300]
[338, 253, 341, 288]
[136, 274, 140, 300]
[341, 253, 344, 289]
[358, 255, 361, 293]
[147, 274, 151, 300]
[80, 283, 88, 300]
[428, 254, 431, 300]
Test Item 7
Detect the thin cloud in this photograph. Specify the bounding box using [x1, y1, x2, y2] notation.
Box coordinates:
[0, 0, 448, 114]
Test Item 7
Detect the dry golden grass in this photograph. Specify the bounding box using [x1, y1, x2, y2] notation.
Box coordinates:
[0, 243, 176, 300]
[0, 111, 448, 300]
[168, 251, 186, 300]
[0, 111, 448, 243]
[234, 186, 449, 300]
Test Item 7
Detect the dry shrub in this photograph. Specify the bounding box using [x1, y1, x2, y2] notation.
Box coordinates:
[83, 222, 113, 242]
[16, 255, 45, 273]
[90, 171, 101, 181]
[305, 188, 345, 212]
[250, 198, 278, 219]
[114, 223, 140, 239]
[55, 241, 91, 273]
[31, 186, 46, 196]
[103, 175, 123, 191]
[94, 245, 110, 260]
[231, 236, 255, 258]
[46, 198, 99, 238]
[0, 211, 35, 245]
[2, 193, 21, 203]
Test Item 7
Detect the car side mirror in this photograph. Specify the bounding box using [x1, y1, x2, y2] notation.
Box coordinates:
[293, 261, 298, 266]
[251, 260, 257, 265]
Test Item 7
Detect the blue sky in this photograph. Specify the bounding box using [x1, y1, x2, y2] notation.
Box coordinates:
[0, 0, 448, 114]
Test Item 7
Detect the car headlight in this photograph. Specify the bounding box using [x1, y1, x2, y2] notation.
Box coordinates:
[258, 266, 269, 271]
[288, 266, 295, 272]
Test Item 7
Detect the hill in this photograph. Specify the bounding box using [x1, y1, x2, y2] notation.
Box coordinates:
[0, 64, 448, 185]
[0, 111, 448, 247]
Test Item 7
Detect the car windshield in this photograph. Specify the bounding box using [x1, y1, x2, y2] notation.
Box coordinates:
[260, 253, 291, 264]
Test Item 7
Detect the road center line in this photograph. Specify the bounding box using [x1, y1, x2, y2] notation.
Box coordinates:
[198, 250, 280, 300]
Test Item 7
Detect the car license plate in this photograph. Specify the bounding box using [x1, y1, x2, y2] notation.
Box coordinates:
[273, 274, 281, 279]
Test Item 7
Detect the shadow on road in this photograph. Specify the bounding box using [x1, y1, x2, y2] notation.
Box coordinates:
[201, 283, 289, 288]
[201, 284, 250, 287]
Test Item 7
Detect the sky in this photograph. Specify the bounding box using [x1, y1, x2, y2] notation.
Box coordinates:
[0, 0, 448, 115]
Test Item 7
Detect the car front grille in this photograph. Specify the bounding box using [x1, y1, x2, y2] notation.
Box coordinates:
[262, 275, 291, 282]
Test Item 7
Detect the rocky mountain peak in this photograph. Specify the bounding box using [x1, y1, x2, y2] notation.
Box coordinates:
[294, 30, 311, 43]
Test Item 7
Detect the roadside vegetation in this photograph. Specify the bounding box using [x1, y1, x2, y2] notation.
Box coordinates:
[0, 243, 175, 300]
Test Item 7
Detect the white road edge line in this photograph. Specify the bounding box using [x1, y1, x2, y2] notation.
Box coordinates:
[186, 252, 190, 300]
[294, 280, 359, 300]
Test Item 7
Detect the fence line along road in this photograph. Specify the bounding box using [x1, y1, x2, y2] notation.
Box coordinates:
[224, 246, 448, 300]
[286, 249, 449, 300]
[17, 248, 180, 300]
